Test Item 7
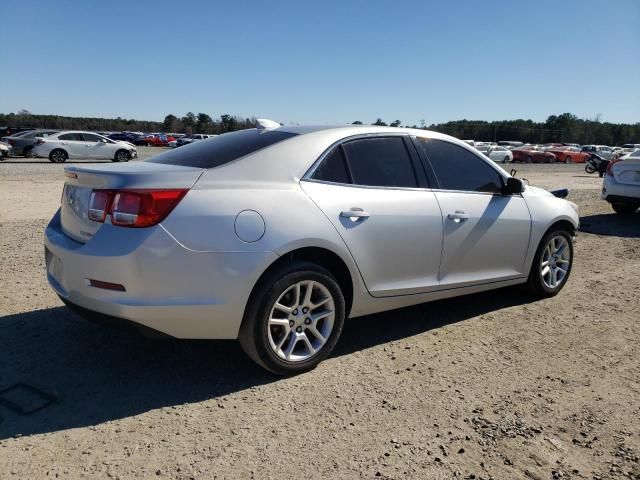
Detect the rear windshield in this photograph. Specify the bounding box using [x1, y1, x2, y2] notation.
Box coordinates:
[145, 129, 297, 168]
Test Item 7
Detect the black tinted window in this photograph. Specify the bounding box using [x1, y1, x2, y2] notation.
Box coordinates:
[342, 137, 417, 188]
[146, 129, 297, 168]
[418, 139, 503, 193]
[81, 133, 102, 142]
[312, 147, 350, 184]
[59, 133, 84, 141]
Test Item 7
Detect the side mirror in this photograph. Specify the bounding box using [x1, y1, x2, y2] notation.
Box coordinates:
[503, 177, 525, 195]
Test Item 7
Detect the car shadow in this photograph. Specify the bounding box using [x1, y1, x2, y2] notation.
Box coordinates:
[0, 287, 534, 439]
[580, 212, 640, 238]
[0, 160, 118, 164]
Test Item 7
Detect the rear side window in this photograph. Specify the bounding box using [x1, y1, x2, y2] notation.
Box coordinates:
[417, 138, 504, 193]
[312, 147, 350, 184]
[146, 129, 297, 168]
[342, 137, 417, 188]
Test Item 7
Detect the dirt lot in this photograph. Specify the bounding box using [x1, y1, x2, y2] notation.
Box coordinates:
[0, 153, 639, 479]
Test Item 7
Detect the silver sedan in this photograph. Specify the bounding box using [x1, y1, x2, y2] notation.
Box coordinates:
[45, 123, 579, 374]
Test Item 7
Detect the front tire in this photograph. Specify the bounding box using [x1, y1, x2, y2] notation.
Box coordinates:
[49, 149, 68, 163]
[114, 149, 131, 162]
[611, 202, 639, 214]
[23, 146, 33, 158]
[585, 163, 596, 174]
[565, 156, 572, 164]
[239, 261, 346, 375]
[524, 229, 573, 298]
[504, 156, 510, 163]
[526, 155, 533, 163]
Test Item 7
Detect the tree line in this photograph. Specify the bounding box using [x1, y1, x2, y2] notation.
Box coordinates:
[361, 113, 640, 145]
[2, 111, 638, 145]
[0, 110, 257, 135]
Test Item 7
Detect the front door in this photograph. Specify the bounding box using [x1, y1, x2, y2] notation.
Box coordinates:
[414, 137, 531, 289]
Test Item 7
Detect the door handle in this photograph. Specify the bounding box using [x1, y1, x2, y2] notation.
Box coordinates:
[448, 211, 470, 222]
[340, 208, 370, 220]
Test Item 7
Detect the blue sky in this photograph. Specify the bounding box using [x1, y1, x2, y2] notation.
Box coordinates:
[0, 0, 638, 125]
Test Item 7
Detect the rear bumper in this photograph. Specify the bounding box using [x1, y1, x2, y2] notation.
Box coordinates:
[602, 176, 640, 203]
[45, 209, 278, 339]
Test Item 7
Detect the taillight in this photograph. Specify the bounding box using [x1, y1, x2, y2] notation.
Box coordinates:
[606, 159, 621, 176]
[8, 139, 14, 146]
[36, 138, 46, 145]
[88, 189, 187, 227]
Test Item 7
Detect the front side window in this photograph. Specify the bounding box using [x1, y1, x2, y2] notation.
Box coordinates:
[59, 133, 84, 141]
[341, 137, 417, 188]
[81, 133, 102, 142]
[417, 138, 504, 193]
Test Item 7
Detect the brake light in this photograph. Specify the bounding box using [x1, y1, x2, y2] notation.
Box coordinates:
[88, 189, 187, 227]
[36, 138, 46, 145]
[606, 159, 621, 176]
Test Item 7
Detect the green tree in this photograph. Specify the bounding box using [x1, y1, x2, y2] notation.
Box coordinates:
[181, 112, 196, 132]
[390, 119, 401, 128]
[352, 120, 363, 125]
[162, 114, 178, 132]
[196, 113, 213, 133]
[373, 118, 387, 126]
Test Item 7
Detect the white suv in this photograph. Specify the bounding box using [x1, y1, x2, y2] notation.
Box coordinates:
[33, 131, 138, 163]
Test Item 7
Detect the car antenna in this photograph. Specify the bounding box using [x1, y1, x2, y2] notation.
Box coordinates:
[256, 118, 281, 131]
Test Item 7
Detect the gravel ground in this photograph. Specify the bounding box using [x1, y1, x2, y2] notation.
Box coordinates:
[0, 152, 639, 479]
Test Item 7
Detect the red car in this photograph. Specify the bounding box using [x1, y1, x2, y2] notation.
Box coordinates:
[145, 134, 176, 147]
[546, 146, 590, 164]
[511, 146, 556, 163]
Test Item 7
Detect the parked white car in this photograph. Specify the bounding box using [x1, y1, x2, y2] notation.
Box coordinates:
[602, 150, 640, 214]
[33, 131, 138, 163]
[477, 145, 513, 163]
[0, 141, 13, 159]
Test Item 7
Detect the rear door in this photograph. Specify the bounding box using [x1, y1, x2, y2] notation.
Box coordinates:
[415, 138, 531, 289]
[58, 133, 87, 158]
[301, 135, 444, 297]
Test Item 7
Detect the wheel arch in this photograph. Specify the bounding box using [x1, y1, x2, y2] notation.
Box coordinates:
[249, 246, 355, 318]
[49, 147, 69, 160]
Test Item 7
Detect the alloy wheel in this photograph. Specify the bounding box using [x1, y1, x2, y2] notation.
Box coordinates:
[267, 280, 335, 362]
[540, 235, 571, 289]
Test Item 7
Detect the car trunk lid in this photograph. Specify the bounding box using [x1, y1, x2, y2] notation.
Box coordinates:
[61, 162, 204, 243]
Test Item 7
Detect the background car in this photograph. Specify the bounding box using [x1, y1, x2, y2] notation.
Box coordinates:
[476, 145, 513, 163]
[3, 129, 60, 157]
[32, 131, 138, 163]
[602, 149, 640, 214]
[44, 124, 579, 374]
[0, 141, 13, 159]
[177, 133, 216, 147]
[547, 146, 590, 163]
[582, 145, 614, 160]
[143, 134, 176, 147]
[511, 146, 557, 163]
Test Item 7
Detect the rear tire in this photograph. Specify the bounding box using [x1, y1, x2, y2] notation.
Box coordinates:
[611, 203, 639, 214]
[504, 156, 510, 163]
[114, 149, 131, 162]
[565, 156, 572, 164]
[49, 149, 68, 163]
[23, 146, 33, 158]
[239, 261, 346, 375]
[524, 228, 573, 298]
[585, 164, 596, 174]
[526, 155, 533, 163]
